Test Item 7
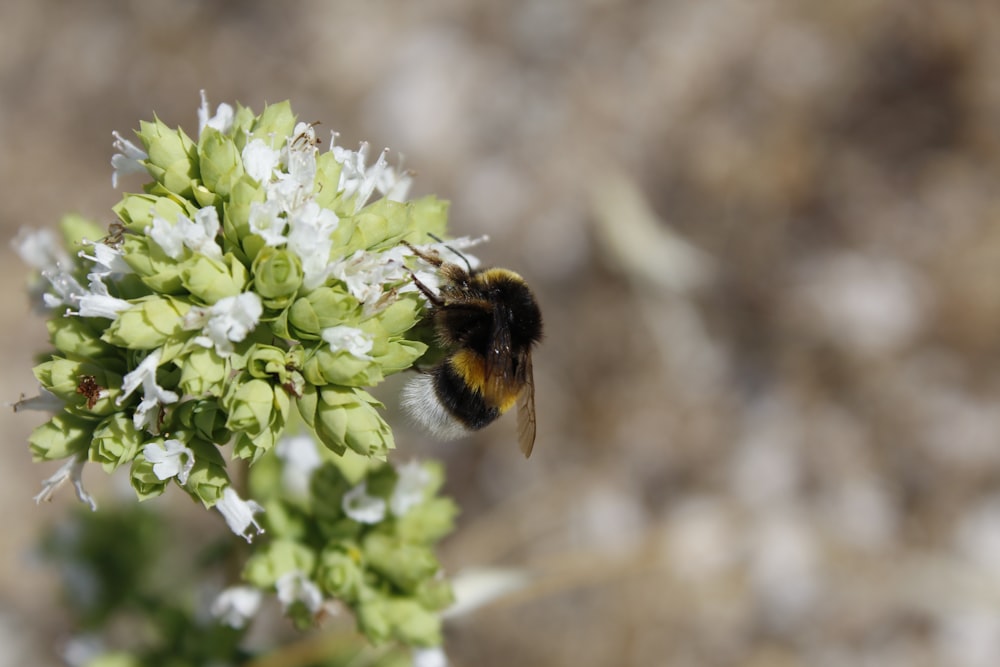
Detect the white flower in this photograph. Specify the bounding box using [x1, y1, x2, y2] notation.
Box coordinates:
[276, 570, 323, 614]
[11, 387, 63, 413]
[198, 90, 234, 136]
[286, 201, 338, 289]
[242, 138, 281, 184]
[321, 325, 374, 361]
[116, 349, 180, 433]
[247, 200, 288, 246]
[330, 247, 409, 307]
[391, 460, 433, 517]
[147, 206, 222, 260]
[111, 130, 148, 188]
[413, 647, 449, 667]
[34, 454, 96, 511]
[211, 586, 263, 629]
[275, 433, 322, 497]
[184, 292, 263, 357]
[11, 227, 71, 272]
[40, 266, 86, 310]
[75, 276, 131, 320]
[79, 241, 133, 278]
[342, 482, 387, 524]
[142, 439, 195, 485]
[216, 487, 265, 543]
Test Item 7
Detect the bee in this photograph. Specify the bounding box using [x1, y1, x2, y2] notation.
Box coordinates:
[401, 241, 542, 457]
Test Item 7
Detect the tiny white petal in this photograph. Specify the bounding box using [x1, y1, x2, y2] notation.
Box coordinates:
[275, 434, 322, 497]
[142, 439, 195, 485]
[75, 276, 130, 320]
[211, 586, 263, 629]
[111, 130, 148, 188]
[34, 455, 97, 511]
[413, 647, 449, 667]
[12, 228, 72, 272]
[342, 482, 387, 524]
[242, 139, 281, 183]
[276, 571, 323, 614]
[11, 387, 63, 413]
[321, 325, 374, 361]
[183, 293, 263, 358]
[198, 90, 234, 136]
[216, 487, 265, 543]
[391, 460, 433, 517]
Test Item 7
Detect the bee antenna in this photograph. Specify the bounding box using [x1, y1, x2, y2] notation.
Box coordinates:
[427, 233, 474, 273]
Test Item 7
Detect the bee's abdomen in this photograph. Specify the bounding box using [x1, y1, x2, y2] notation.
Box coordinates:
[433, 361, 501, 430]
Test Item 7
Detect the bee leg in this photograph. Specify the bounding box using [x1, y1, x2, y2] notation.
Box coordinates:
[406, 268, 445, 307]
[402, 241, 444, 267]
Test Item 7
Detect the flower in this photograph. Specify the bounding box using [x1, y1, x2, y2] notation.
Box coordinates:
[147, 206, 222, 260]
[391, 460, 433, 517]
[276, 570, 323, 614]
[216, 486, 265, 543]
[322, 325, 374, 360]
[342, 481, 387, 524]
[74, 276, 131, 320]
[34, 454, 96, 511]
[197, 90, 235, 137]
[110, 130, 148, 188]
[116, 349, 179, 432]
[142, 439, 195, 485]
[211, 586, 263, 629]
[184, 292, 263, 357]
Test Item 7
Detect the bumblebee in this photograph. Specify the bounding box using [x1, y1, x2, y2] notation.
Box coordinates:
[401, 242, 542, 457]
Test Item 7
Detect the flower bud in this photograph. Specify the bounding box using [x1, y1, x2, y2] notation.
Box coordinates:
[317, 547, 365, 603]
[177, 347, 227, 397]
[29, 413, 94, 461]
[252, 247, 303, 308]
[138, 117, 198, 197]
[297, 386, 394, 457]
[287, 288, 361, 340]
[180, 253, 248, 304]
[129, 453, 168, 501]
[33, 357, 122, 416]
[357, 595, 443, 647]
[102, 296, 191, 350]
[47, 315, 118, 361]
[198, 127, 244, 198]
[363, 533, 440, 594]
[249, 101, 296, 143]
[89, 412, 143, 472]
[242, 539, 315, 588]
[184, 438, 231, 507]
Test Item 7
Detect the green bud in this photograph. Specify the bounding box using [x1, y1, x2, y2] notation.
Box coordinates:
[375, 339, 428, 376]
[252, 247, 302, 308]
[129, 454, 167, 501]
[89, 413, 143, 473]
[396, 497, 459, 545]
[178, 346, 227, 397]
[298, 386, 393, 457]
[223, 376, 291, 460]
[184, 439, 231, 507]
[245, 345, 303, 396]
[363, 533, 440, 594]
[47, 316, 120, 362]
[302, 347, 383, 388]
[171, 399, 230, 444]
[250, 101, 296, 143]
[415, 578, 455, 612]
[242, 539, 315, 588]
[29, 412, 94, 461]
[114, 192, 196, 236]
[317, 547, 365, 603]
[191, 182, 221, 209]
[198, 127, 244, 198]
[102, 296, 191, 350]
[357, 595, 443, 647]
[287, 288, 361, 340]
[138, 117, 198, 197]
[313, 151, 343, 209]
[368, 295, 423, 337]
[405, 195, 450, 241]
[180, 253, 248, 304]
[33, 357, 122, 416]
[223, 175, 266, 256]
[120, 236, 185, 294]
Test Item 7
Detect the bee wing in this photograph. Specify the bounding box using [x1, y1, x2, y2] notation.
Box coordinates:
[484, 306, 516, 400]
[516, 354, 537, 458]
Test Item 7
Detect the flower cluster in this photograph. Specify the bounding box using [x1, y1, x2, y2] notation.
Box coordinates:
[14, 94, 466, 650]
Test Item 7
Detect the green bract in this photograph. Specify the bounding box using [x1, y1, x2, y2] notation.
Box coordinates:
[17, 97, 462, 651]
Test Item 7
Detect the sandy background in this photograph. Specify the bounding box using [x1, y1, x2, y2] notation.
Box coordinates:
[4, 1, 1000, 665]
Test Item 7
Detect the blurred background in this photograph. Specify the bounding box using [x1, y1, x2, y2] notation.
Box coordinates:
[3, 0, 1000, 665]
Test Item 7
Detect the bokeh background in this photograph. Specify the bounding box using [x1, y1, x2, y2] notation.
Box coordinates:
[4, 1, 1000, 665]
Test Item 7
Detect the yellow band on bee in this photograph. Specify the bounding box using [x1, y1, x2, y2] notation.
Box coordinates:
[448, 349, 519, 413]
